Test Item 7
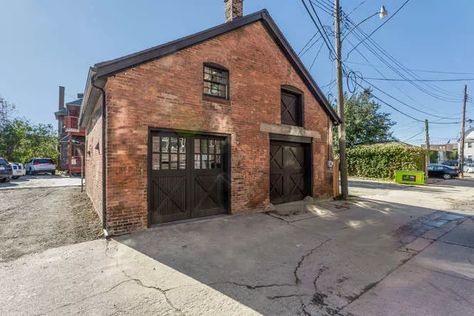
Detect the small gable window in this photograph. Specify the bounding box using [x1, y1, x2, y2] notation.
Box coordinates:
[203, 64, 229, 99]
[281, 86, 303, 127]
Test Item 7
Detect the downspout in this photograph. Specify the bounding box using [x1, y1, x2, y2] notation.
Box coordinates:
[91, 75, 109, 238]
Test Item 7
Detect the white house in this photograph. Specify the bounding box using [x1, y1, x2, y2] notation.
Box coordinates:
[460, 127, 474, 162]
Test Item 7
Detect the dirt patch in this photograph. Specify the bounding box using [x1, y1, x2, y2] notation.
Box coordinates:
[0, 187, 102, 262]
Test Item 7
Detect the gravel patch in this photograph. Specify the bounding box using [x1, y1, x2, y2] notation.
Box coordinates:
[0, 187, 102, 262]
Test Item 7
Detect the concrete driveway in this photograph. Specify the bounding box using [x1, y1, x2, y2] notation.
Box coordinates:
[1, 177, 473, 315]
[0, 174, 81, 190]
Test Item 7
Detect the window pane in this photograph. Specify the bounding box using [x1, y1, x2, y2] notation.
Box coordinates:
[170, 137, 178, 153]
[194, 154, 201, 169]
[161, 137, 169, 153]
[216, 140, 221, 154]
[202, 154, 208, 169]
[216, 155, 222, 168]
[209, 140, 215, 154]
[179, 138, 186, 153]
[201, 139, 208, 153]
[161, 153, 169, 170]
[209, 154, 215, 169]
[152, 154, 160, 170]
[194, 139, 200, 153]
[152, 137, 160, 152]
[179, 154, 186, 169]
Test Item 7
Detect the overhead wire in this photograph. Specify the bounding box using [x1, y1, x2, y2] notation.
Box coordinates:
[338, 7, 466, 102]
[345, 61, 474, 76]
[343, 16, 465, 103]
[346, 0, 412, 58]
[298, 32, 321, 56]
[403, 130, 425, 142]
[363, 77, 474, 82]
[307, 0, 336, 57]
[300, 0, 468, 127]
[309, 41, 326, 70]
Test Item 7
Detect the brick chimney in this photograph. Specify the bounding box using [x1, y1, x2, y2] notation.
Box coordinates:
[58, 86, 65, 110]
[225, 0, 243, 22]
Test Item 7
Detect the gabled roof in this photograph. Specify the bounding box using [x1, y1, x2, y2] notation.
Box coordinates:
[66, 98, 82, 106]
[81, 9, 341, 126]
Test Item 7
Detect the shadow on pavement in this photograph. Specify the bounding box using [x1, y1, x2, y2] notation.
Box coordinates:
[115, 196, 472, 315]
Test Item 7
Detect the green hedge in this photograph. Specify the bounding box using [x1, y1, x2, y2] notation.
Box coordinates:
[347, 143, 425, 179]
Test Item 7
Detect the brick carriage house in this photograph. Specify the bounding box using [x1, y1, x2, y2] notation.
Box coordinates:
[55, 86, 85, 174]
[79, 2, 341, 235]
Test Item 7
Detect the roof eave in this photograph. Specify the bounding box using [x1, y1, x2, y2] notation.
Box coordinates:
[79, 67, 106, 128]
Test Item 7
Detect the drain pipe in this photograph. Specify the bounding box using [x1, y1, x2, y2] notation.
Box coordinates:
[91, 75, 109, 239]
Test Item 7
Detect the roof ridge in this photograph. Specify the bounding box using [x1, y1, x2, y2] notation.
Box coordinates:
[95, 10, 268, 70]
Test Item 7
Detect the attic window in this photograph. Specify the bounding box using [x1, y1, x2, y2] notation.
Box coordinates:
[203, 65, 229, 99]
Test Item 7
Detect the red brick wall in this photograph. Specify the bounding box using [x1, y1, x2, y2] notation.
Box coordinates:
[85, 106, 103, 222]
[103, 21, 333, 235]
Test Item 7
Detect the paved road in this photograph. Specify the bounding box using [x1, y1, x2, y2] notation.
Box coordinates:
[0, 177, 473, 315]
[0, 174, 81, 190]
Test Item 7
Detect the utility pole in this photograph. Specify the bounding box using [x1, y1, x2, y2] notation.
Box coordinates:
[424, 119, 430, 177]
[334, 0, 348, 199]
[459, 85, 468, 178]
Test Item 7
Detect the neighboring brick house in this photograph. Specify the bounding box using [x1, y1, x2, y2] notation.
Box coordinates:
[79, 2, 341, 235]
[55, 86, 85, 174]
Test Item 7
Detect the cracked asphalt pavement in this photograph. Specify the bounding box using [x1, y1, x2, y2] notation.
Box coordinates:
[1, 177, 473, 315]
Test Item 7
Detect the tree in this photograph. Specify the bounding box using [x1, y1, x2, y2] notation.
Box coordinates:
[337, 89, 396, 149]
[0, 118, 58, 163]
[0, 96, 16, 129]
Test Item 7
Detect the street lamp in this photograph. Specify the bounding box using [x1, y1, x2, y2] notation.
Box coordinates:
[342, 5, 388, 42]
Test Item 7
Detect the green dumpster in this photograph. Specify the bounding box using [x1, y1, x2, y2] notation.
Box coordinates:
[394, 170, 426, 185]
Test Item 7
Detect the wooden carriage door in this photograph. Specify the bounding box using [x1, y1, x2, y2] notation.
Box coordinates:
[270, 141, 308, 204]
[149, 131, 229, 224]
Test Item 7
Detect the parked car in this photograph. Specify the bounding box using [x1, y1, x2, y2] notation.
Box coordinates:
[428, 164, 460, 179]
[10, 162, 26, 179]
[441, 160, 458, 168]
[464, 163, 474, 173]
[25, 158, 56, 175]
[0, 157, 13, 183]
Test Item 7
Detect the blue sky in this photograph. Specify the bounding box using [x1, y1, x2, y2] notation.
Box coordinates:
[0, 0, 472, 145]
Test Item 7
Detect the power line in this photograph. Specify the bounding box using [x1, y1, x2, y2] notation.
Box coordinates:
[345, 0, 366, 18]
[352, 72, 461, 120]
[299, 34, 322, 57]
[349, 72, 461, 124]
[369, 92, 460, 125]
[298, 32, 320, 56]
[309, 41, 325, 70]
[364, 77, 474, 82]
[311, 0, 333, 15]
[403, 130, 424, 142]
[306, 0, 336, 57]
[342, 15, 460, 101]
[342, 14, 465, 102]
[346, 61, 474, 76]
[346, 0, 412, 59]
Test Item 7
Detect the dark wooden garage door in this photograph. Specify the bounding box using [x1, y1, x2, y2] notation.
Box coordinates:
[149, 131, 229, 224]
[270, 141, 309, 204]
